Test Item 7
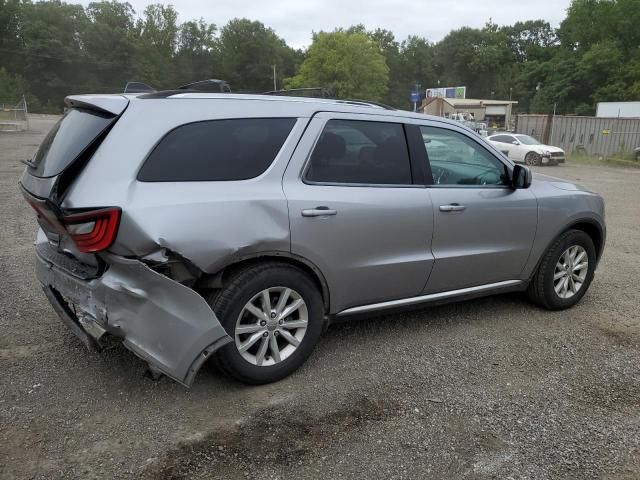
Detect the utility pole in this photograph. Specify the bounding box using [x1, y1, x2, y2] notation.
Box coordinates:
[273, 64, 277, 91]
[550, 102, 557, 145]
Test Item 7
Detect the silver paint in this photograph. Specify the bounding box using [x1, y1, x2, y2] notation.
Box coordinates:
[338, 280, 524, 316]
[22, 92, 606, 386]
[35, 235, 231, 386]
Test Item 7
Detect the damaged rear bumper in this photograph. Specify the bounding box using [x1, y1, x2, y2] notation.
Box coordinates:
[35, 243, 232, 386]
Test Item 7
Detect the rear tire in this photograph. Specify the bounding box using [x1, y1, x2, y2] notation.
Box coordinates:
[527, 229, 596, 310]
[207, 263, 324, 384]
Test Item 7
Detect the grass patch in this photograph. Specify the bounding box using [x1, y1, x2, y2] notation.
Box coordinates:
[568, 153, 640, 169]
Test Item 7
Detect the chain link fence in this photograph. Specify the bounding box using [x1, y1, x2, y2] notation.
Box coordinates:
[0, 96, 29, 131]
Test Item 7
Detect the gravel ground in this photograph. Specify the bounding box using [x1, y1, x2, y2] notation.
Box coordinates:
[1, 117, 639, 480]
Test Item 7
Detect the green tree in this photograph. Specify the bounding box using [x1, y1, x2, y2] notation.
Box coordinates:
[502, 20, 557, 63]
[432, 24, 511, 98]
[18, 0, 90, 111]
[136, 3, 179, 87]
[0, 67, 26, 101]
[368, 28, 405, 107]
[397, 36, 435, 107]
[174, 19, 220, 85]
[83, 1, 138, 91]
[219, 18, 299, 92]
[287, 30, 389, 100]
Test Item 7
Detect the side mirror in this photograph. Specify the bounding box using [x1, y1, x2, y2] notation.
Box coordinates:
[512, 140, 519, 145]
[512, 164, 532, 189]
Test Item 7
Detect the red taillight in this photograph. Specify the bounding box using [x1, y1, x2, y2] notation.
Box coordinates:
[63, 208, 121, 253]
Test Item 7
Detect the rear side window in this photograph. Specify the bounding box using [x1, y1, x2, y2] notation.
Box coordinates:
[305, 119, 412, 185]
[29, 108, 116, 178]
[490, 135, 514, 144]
[138, 118, 296, 182]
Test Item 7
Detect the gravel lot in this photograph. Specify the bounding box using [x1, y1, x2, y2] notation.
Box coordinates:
[1, 116, 639, 480]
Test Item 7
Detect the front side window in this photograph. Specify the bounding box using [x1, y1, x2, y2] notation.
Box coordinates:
[138, 118, 296, 182]
[421, 126, 509, 186]
[305, 119, 412, 185]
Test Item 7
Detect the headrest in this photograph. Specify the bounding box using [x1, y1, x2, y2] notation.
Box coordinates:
[314, 132, 346, 161]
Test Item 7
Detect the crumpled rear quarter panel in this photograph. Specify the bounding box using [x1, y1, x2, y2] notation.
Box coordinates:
[36, 244, 231, 385]
[58, 100, 309, 272]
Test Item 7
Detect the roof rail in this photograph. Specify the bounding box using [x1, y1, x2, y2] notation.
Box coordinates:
[123, 79, 231, 95]
[178, 79, 231, 92]
[336, 99, 395, 110]
[124, 81, 155, 94]
[262, 87, 334, 98]
[261, 87, 394, 110]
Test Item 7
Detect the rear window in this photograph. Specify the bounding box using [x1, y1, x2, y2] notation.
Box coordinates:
[29, 108, 116, 178]
[137, 118, 296, 182]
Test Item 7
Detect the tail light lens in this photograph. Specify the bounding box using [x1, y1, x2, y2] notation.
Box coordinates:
[63, 208, 121, 253]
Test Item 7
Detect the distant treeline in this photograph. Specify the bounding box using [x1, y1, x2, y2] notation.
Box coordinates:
[0, 0, 638, 113]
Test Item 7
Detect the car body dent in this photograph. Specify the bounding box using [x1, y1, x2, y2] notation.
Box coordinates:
[112, 187, 292, 274]
[24, 93, 607, 386]
[35, 234, 231, 386]
[58, 104, 311, 274]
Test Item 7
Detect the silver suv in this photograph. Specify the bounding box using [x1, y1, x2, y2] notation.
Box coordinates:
[20, 92, 606, 386]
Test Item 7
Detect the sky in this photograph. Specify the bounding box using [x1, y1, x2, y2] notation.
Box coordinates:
[82, 0, 573, 49]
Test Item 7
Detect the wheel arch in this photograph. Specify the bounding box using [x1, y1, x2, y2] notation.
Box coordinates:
[529, 218, 605, 282]
[566, 219, 605, 262]
[197, 252, 331, 313]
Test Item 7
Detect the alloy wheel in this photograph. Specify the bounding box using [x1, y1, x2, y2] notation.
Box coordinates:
[525, 152, 540, 166]
[553, 245, 589, 299]
[234, 287, 308, 366]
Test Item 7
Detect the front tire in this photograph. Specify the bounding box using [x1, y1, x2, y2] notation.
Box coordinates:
[208, 263, 324, 384]
[525, 151, 541, 166]
[528, 229, 596, 310]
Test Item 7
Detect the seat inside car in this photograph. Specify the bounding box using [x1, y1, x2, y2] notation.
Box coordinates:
[307, 132, 347, 182]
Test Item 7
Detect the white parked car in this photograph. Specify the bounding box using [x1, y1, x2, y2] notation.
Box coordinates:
[487, 133, 565, 166]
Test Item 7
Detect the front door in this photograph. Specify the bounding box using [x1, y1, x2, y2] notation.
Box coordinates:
[417, 124, 537, 293]
[283, 113, 434, 313]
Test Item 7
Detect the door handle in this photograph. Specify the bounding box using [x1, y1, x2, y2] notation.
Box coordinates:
[439, 204, 466, 212]
[301, 207, 337, 217]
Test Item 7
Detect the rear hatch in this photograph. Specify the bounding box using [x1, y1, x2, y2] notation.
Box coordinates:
[20, 95, 129, 264]
[21, 95, 128, 200]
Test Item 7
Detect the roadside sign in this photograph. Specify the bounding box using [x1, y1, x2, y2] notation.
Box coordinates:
[426, 86, 466, 99]
[410, 91, 421, 103]
[602, 129, 610, 135]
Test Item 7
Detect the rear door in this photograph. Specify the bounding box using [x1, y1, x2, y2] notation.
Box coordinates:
[283, 112, 434, 313]
[415, 123, 537, 293]
[489, 134, 517, 159]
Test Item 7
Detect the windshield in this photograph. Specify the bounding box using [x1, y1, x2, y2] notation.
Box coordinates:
[28, 108, 115, 178]
[515, 135, 541, 146]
